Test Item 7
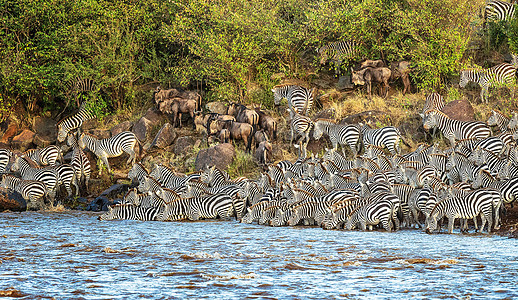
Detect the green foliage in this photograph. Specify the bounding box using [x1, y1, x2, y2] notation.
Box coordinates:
[227, 150, 258, 179]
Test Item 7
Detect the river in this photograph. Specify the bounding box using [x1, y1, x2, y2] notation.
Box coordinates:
[1, 211, 517, 299]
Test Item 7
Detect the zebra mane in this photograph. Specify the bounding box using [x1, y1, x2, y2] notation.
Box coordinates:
[491, 109, 510, 119]
[331, 199, 357, 213]
[158, 188, 181, 200]
[293, 201, 319, 210]
[19, 156, 40, 168]
[134, 162, 149, 174]
[82, 132, 100, 140]
[423, 109, 449, 118]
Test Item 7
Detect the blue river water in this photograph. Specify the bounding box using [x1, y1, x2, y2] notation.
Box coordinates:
[1, 211, 517, 299]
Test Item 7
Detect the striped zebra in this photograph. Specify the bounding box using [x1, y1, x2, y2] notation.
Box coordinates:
[149, 164, 199, 189]
[359, 124, 409, 155]
[0, 175, 47, 210]
[24, 145, 63, 166]
[485, 0, 516, 26]
[51, 164, 79, 198]
[78, 131, 140, 175]
[421, 93, 445, 117]
[423, 109, 491, 146]
[508, 111, 518, 131]
[487, 110, 512, 133]
[426, 189, 498, 233]
[11, 156, 58, 202]
[67, 133, 91, 193]
[127, 162, 149, 185]
[318, 41, 358, 75]
[0, 149, 13, 174]
[98, 204, 162, 221]
[158, 193, 234, 221]
[123, 188, 167, 209]
[272, 84, 315, 116]
[289, 107, 314, 158]
[459, 63, 516, 103]
[57, 101, 96, 142]
[313, 120, 361, 156]
[345, 193, 398, 231]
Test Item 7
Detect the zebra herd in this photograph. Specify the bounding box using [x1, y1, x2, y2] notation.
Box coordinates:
[99, 91, 518, 235]
[0, 102, 141, 210]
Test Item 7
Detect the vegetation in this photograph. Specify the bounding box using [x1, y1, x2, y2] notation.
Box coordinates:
[0, 0, 489, 119]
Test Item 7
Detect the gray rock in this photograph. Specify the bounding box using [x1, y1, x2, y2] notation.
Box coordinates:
[87, 196, 112, 211]
[81, 119, 99, 131]
[32, 116, 57, 140]
[88, 129, 111, 140]
[206, 101, 228, 115]
[0, 188, 27, 211]
[143, 107, 166, 126]
[149, 123, 177, 149]
[337, 75, 354, 90]
[195, 143, 235, 171]
[133, 117, 153, 142]
[0, 122, 18, 144]
[110, 121, 133, 136]
[99, 183, 130, 199]
[33, 133, 54, 148]
[441, 98, 475, 122]
[173, 136, 196, 155]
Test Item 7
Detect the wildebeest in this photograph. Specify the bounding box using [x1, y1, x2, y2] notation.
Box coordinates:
[351, 67, 392, 98]
[254, 108, 278, 140]
[359, 59, 386, 70]
[254, 130, 269, 149]
[254, 140, 272, 167]
[218, 129, 231, 143]
[153, 86, 202, 111]
[194, 112, 235, 133]
[209, 120, 254, 152]
[227, 102, 259, 131]
[390, 61, 412, 95]
[159, 97, 198, 128]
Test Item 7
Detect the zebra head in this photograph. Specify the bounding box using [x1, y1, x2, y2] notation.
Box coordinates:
[486, 110, 499, 127]
[508, 112, 518, 131]
[459, 69, 479, 88]
[422, 111, 438, 131]
[77, 133, 87, 150]
[271, 87, 285, 106]
[313, 121, 325, 140]
[57, 124, 68, 143]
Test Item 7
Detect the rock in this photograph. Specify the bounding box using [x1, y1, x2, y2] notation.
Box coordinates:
[88, 129, 111, 139]
[86, 196, 112, 212]
[441, 98, 475, 122]
[33, 133, 54, 148]
[340, 110, 388, 125]
[195, 143, 235, 171]
[149, 123, 177, 149]
[11, 130, 35, 151]
[110, 121, 133, 136]
[313, 108, 336, 120]
[0, 122, 18, 143]
[206, 101, 228, 115]
[100, 183, 130, 199]
[81, 118, 98, 131]
[173, 136, 196, 155]
[307, 136, 331, 155]
[0, 120, 8, 137]
[133, 117, 154, 142]
[0, 188, 26, 211]
[32, 116, 57, 139]
[337, 75, 354, 90]
[143, 107, 166, 126]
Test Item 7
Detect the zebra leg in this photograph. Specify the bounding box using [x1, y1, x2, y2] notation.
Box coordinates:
[480, 214, 487, 234]
[473, 216, 479, 232]
[448, 217, 455, 233]
[99, 155, 111, 175]
[494, 203, 501, 230]
[126, 149, 136, 166]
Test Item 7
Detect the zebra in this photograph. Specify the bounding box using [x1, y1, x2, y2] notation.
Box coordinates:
[487, 110, 512, 133]
[67, 133, 91, 193]
[0, 175, 47, 210]
[359, 124, 409, 155]
[345, 193, 398, 231]
[127, 162, 149, 186]
[78, 131, 140, 175]
[241, 201, 271, 224]
[426, 189, 498, 234]
[508, 111, 518, 132]
[57, 101, 96, 142]
[0, 149, 13, 174]
[159, 193, 235, 221]
[24, 145, 63, 166]
[459, 63, 516, 103]
[289, 107, 314, 158]
[98, 204, 162, 221]
[318, 41, 358, 76]
[149, 164, 199, 189]
[313, 120, 361, 156]
[51, 164, 79, 198]
[484, 0, 516, 26]
[421, 93, 445, 118]
[10, 156, 58, 203]
[423, 109, 491, 146]
[272, 84, 315, 116]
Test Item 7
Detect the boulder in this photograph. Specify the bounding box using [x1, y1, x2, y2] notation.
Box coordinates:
[313, 108, 336, 120]
[340, 110, 387, 125]
[99, 183, 130, 199]
[143, 107, 166, 126]
[206, 101, 228, 115]
[0, 122, 18, 143]
[132, 117, 154, 142]
[32, 116, 57, 139]
[33, 133, 54, 148]
[337, 75, 354, 90]
[81, 118, 99, 131]
[173, 136, 196, 155]
[11, 130, 35, 151]
[149, 123, 177, 149]
[195, 143, 235, 171]
[88, 129, 111, 140]
[110, 121, 133, 136]
[0, 188, 26, 212]
[441, 98, 475, 122]
[86, 196, 112, 212]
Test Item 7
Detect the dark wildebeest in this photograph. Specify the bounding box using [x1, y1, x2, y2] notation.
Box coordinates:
[254, 140, 272, 167]
[390, 61, 412, 95]
[159, 97, 198, 128]
[209, 120, 254, 152]
[153, 86, 202, 111]
[193, 112, 235, 134]
[254, 130, 269, 149]
[351, 67, 392, 98]
[254, 108, 278, 140]
[358, 59, 386, 70]
[227, 102, 259, 131]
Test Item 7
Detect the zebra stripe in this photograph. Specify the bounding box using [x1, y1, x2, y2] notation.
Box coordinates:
[459, 63, 516, 102]
[422, 93, 445, 117]
[289, 108, 313, 158]
[11, 156, 58, 202]
[423, 109, 491, 146]
[67, 133, 91, 193]
[57, 101, 96, 142]
[485, 0, 516, 24]
[149, 164, 199, 189]
[128, 162, 149, 185]
[24, 145, 63, 166]
[272, 85, 314, 116]
[158, 193, 234, 221]
[359, 124, 405, 155]
[0, 149, 13, 174]
[318, 41, 358, 75]
[78, 131, 138, 174]
[313, 120, 361, 156]
[98, 204, 161, 221]
[345, 192, 398, 231]
[487, 110, 512, 133]
[0, 175, 47, 210]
